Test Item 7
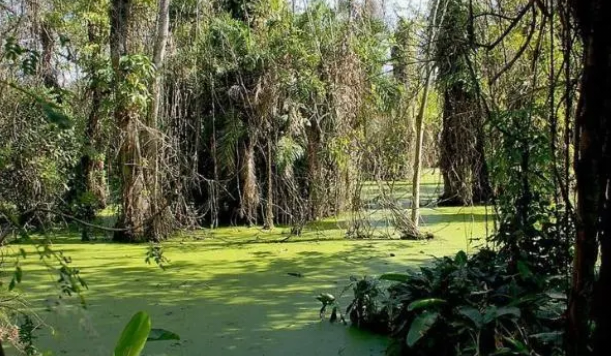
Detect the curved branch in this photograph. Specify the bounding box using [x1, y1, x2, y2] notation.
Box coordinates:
[489, 7, 538, 85]
[477, 0, 535, 50]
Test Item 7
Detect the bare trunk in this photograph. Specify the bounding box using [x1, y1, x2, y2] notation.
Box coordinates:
[411, 0, 446, 231]
[264, 140, 274, 229]
[39, 21, 60, 92]
[439, 89, 471, 206]
[411, 69, 431, 229]
[471, 119, 493, 203]
[144, 0, 172, 238]
[306, 119, 321, 221]
[240, 140, 259, 226]
[82, 22, 108, 208]
[78, 24, 108, 241]
[150, 0, 170, 123]
[596, 186, 611, 356]
[567, 1, 611, 355]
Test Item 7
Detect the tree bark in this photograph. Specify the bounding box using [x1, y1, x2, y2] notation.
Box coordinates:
[150, 0, 170, 123]
[412, 0, 447, 231]
[144, 0, 172, 238]
[78, 22, 108, 241]
[567, 1, 611, 355]
[411, 68, 431, 230]
[240, 138, 259, 226]
[110, 0, 151, 242]
[439, 88, 471, 206]
[39, 21, 60, 92]
[306, 118, 322, 221]
[471, 118, 493, 203]
[264, 139, 274, 229]
[436, 0, 492, 207]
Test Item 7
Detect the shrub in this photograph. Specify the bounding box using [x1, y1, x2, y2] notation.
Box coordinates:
[332, 250, 565, 356]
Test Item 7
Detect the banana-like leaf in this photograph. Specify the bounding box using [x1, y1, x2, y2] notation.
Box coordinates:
[406, 311, 440, 347]
[458, 306, 483, 328]
[483, 306, 521, 324]
[407, 298, 446, 311]
[114, 311, 151, 356]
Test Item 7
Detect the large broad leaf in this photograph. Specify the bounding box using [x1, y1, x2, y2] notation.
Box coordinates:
[114, 311, 152, 356]
[407, 298, 446, 311]
[483, 306, 521, 324]
[147, 328, 180, 341]
[529, 331, 563, 344]
[379, 273, 410, 283]
[406, 311, 440, 347]
[458, 306, 483, 328]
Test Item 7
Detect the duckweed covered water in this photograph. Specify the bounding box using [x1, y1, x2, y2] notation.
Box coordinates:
[9, 173, 493, 355]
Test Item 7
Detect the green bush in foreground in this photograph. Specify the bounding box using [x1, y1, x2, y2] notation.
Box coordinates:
[324, 249, 565, 356]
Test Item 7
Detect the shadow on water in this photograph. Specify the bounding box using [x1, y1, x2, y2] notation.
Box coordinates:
[10, 239, 444, 356]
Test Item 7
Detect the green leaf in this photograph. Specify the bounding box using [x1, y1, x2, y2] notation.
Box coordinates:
[379, 273, 410, 282]
[407, 298, 446, 311]
[503, 336, 529, 354]
[529, 331, 563, 343]
[147, 328, 180, 341]
[458, 306, 483, 328]
[483, 306, 520, 324]
[0, 80, 72, 128]
[114, 311, 152, 356]
[406, 311, 440, 347]
[496, 306, 521, 318]
[517, 261, 532, 279]
[454, 251, 468, 266]
[40, 102, 72, 129]
[15, 266, 22, 283]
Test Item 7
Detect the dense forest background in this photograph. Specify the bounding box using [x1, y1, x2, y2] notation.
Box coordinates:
[1, 0, 610, 355]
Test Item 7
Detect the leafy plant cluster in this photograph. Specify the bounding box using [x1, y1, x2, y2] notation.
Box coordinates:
[325, 250, 564, 356]
[488, 107, 573, 276]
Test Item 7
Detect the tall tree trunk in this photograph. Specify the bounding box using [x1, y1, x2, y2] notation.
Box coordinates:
[471, 118, 493, 203]
[78, 22, 108, 241]
[567, 1, 611, 355]
[439, 88, 471, 206]
[412, 0, 446, 232]
[411, 67, 432, 230]
[39, 21, 60, 92]
[264, 139, 274, 229]
[110, 0, 151, 242]
[306, 119, 321, 221]
[144, 0, 172, 238]
[240, 138, 259, 226]
[435, 0, 492, 207]
[439, 86, 491, 206]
